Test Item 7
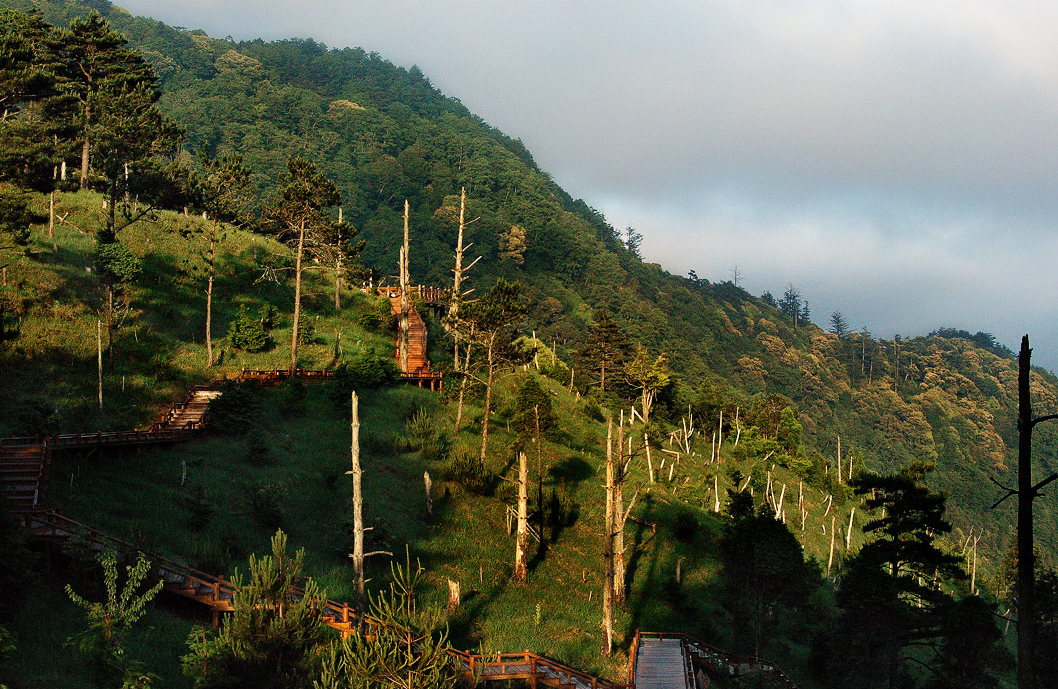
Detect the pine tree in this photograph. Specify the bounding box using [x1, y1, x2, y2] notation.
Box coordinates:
[262, 157, 340, 371]
[579, 308, 631, 394]
[183, 530, 330, 689]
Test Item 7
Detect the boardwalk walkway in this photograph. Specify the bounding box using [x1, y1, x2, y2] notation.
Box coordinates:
[634, 635, 692, 689]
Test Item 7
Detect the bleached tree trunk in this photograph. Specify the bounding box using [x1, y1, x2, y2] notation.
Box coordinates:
[424, 471, 433, 517]
[205, 221, 218, 367]
[48, 192, 55, 239]
[454, 340, 472, 434]
[80, 100, 90, 188]
[602, 419, 614, 656]
[846, 507, 855, 549]
[836, 435, 843, 485]
[645, 433, 655, 483]
[515, 452, 529, 582]
[714, 474, 721, 512]
[399, 200, 410, 372]
[827, 514, 837, 577]
[97, 320, 103, 409]
[334, 207, 344, 311]
[349, 392, 364, 607]
[290, 219, 306, 371]
[614, 421, 626, 603]
[478, 336, 495, 463]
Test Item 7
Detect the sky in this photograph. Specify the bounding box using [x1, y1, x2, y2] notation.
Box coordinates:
[118, 0, 1058, 369]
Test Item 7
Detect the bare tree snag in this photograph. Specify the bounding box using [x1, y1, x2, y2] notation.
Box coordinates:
[614, 421, 626, 603]
[846, 507, 855, 549]
[347, 392, 365, 607]
[645, 434, 655, 484]
[602, 419, 615, 656]
[399, 200, 410, 373]
[447, 579, 461, 611]
[714, 474, 721, 512]
[827, 514, 837, 577]
[515, 452, 529, 582]
[454, 339, 473, 434]
[836, 435, 843, 485]
[97, 320, 103, 409]
[290, 217, 307, 371]
[424, 471, 433, 517]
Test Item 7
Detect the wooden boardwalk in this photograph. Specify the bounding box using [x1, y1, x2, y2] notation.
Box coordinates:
[0, 368, 332, 513]
[633, 635, 691, 689]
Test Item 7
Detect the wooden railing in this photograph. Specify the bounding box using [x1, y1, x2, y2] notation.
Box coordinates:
[25, 510, 363, 633]
[377, 284, 450, 305]
[451, 649, 633, 688]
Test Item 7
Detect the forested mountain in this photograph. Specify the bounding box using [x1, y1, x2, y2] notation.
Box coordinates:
[5, 0, 1058, 579]
[3, 1, 1058, 687]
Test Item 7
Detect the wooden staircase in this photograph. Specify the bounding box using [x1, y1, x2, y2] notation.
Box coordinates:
[386, 288, 443, 390]
[0, 438, 48, 512]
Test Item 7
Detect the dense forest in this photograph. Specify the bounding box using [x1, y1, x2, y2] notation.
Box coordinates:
[2, 1, 1058, 688]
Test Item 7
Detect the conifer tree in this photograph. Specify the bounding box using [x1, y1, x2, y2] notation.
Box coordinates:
[183, 530, 330, 689]
[579, 308, 630, 394]
[262, 157, 340, 371]
[188, 151, 254, 367]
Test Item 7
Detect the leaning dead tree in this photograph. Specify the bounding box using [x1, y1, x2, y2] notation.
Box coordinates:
[992, 335, 1058, 689]
[398, 200, 411, 372]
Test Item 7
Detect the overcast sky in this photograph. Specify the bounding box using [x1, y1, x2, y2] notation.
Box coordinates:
[118, 0, 1058, 369]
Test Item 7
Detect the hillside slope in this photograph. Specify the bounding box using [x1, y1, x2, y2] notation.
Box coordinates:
[4, 0, 1058, 581]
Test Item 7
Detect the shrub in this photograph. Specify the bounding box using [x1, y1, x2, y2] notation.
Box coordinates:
[445, 447, 496, 496]
[673, 506, 699, 542]
[329, 349, 400, 409]
[248, 484, 284, 529]
[206, 381, 262, 434]
[228, 305, 268, 352]
[243, 431, 273, 467]
[399, 408, 448, 462]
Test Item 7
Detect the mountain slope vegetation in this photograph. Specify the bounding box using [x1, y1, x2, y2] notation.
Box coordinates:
[2, 1, 1056, 687]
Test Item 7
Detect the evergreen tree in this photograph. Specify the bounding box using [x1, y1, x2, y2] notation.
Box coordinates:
[183, 530, 330, 689]
[262, 157, 340, 371]
[315, 553, 462, 689]
[579, 308, 631, 395]
[51, 12, 156, 189]
[829, 311, 849, 338]
[779, 284, 801, 324]
[0, 10, 74, 246]
[186, 151, 254, 366]
[719, 502, 816, 660]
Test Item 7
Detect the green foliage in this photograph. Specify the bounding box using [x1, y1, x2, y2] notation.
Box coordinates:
[248, 483, 284, 529]
[512, 374, 556, 441]
[400, 407, 447, 462]
[329, 348, 400, 402]
[445, 445, 496, 496]
[183, 530, 330, 689]
[65, 550, 163, 688]
[672, 506, 699, 543]
[206, 380, 262, 434]
[183, 485, 215, 531]
[315, 551, 463, 689]
[94, 239, 141, 288]
[227, 304, 269, 352]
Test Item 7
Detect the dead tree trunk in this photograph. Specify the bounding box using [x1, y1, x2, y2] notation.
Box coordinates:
[515, 451, 529, 582]
[399, 200, 410, 372]
[205, 221, 218, 367]
[454, 339, 473, 434]
[349, 392, 364, 608]
[97, 320, 103, 410]
[602, 419, 615, 656]
[614, 420, 626, 603]
[290, 218, 306, 371]
[334, 207, 344, 311]
[478, 336, 496, 464]
[1011, 336, 1058, 689]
